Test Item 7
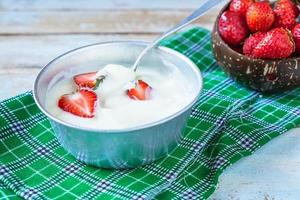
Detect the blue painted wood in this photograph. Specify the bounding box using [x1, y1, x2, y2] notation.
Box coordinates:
[210, 128, 300, 199]
[0, 0, 204, 10]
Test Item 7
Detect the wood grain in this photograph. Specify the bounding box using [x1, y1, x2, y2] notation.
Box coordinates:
[0, 10, 217, 34]
[0, 68, 39, 100]
[0, 34, 156, 68]
[210, 128, 300, 200]
[0, 0, 223, 11]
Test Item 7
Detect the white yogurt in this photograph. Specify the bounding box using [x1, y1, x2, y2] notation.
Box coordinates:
[46, 64, 196, 129]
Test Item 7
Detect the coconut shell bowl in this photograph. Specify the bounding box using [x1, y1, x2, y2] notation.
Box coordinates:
[211, 2, 300, 93]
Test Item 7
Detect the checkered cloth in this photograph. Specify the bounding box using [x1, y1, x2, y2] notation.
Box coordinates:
[1, 27, 300, 200]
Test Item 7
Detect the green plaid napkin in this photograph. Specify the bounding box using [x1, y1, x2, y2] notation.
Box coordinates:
[1, 27, 300, 200]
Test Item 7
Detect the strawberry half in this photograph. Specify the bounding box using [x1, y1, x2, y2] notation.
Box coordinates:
[58, 89, 98, 118]
[127, 80, 152, 101]
[73, 72, 101, 89]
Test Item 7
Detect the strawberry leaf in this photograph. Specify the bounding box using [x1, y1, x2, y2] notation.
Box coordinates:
[93, 75, 105, 90]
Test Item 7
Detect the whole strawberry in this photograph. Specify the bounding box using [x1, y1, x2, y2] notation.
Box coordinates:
[246, 2, 275, 33]
[279, 0, 300, 17]
[229, 0, 254, 16]
[251, 28, 295, 59]
[218, 11, 249, 45]
[292, 24, 300, 54]
[274, 0, 297, 30]
[243, 32, 267, 56]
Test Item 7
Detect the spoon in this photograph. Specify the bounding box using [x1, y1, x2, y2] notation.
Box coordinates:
[132, 0, 225, 71]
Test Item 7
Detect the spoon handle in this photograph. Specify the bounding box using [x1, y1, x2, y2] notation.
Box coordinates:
[132, 0, 225, 71]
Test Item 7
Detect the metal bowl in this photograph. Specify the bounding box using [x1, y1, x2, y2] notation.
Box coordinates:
[33, 41, 203, 169]
[212, 2, 300, 93]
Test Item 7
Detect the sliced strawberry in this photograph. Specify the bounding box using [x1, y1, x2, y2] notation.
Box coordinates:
[58, 89, 98, 118]
[127, 80, 152, 101]
[73, 72, 98, 88]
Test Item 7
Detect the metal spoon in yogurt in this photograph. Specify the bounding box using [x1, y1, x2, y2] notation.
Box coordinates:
[132, 0, 224, 72]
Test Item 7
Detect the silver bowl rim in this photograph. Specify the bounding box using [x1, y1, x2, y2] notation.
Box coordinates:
[33, 40, 203, 133]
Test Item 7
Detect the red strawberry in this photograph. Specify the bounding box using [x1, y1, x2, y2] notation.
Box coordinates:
[274, 0, 297, 30]
[246, 2, 275, 32]
[243, 32, 267, 56]
[218, 11, 249, 46]
[229, 0, 254, 16]
[251, 28, 295, 59]
[294, 6, 299, 17]
[279, 0, 299, 17]
[292, 24, 300, 54]
[127, 80, 152, 101]
[58, 90, 98, 118]
[294, 7, 300, 17]
[73, 72, 98, 89]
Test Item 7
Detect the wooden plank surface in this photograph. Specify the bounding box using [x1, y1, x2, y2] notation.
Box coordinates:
[0, 68, 39, 99]
[0, 0, 207, 10]
[0, 34, 156, 69]
[0, 10, 216, 34]
[210, 128, 300, 200]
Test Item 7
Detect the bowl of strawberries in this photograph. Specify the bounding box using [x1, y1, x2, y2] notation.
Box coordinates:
[212, 0, 300, 93]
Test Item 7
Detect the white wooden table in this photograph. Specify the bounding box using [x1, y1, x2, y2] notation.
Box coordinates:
[1, 1, 299, 199]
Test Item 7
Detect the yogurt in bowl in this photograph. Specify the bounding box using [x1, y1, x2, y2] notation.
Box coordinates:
[46, 63, 196, 129]
[34, 41, 202, 169]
